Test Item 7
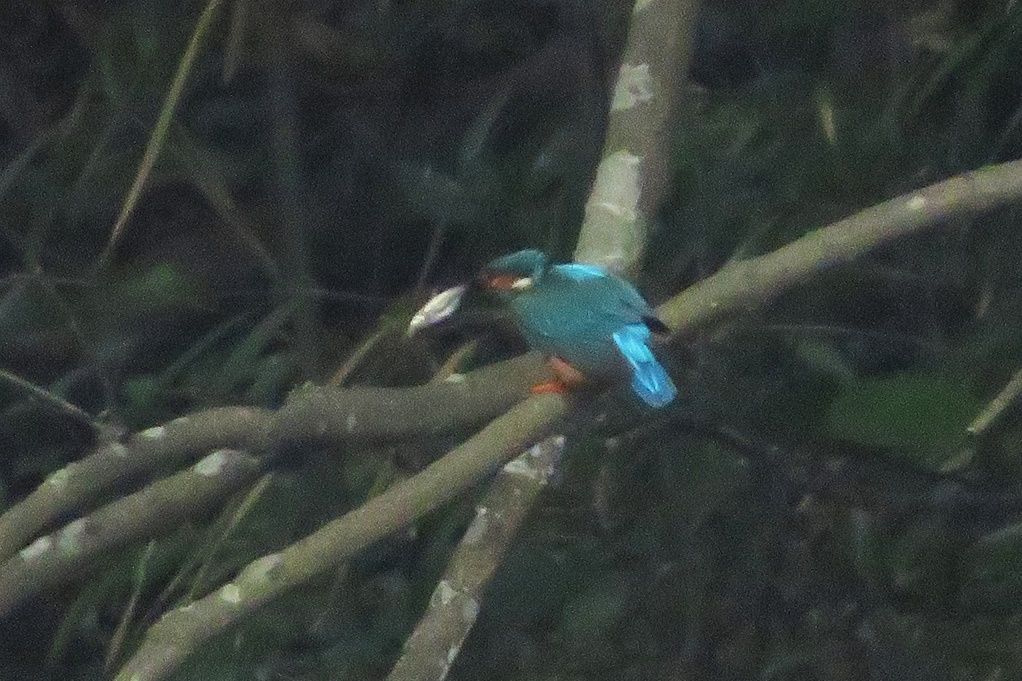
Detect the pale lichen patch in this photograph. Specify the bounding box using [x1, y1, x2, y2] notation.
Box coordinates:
[908, 195, 927, 210]
[346, 414, 358, 432]
[611, 63, 654, 111]
[19, 535, 52, 561]
[461, 596, 480, 623]
[444, 373, 466, 384]
[140, 425, 166, 440]
[107, 442, 130, 458]
[242, 553, 283, 582]
[220, 583, 242, 604]
[45, 467, 71, 490]
[502, 456, 541, 480]
[434, 579, 458, 607]
[195, 450, 228, 476]
[589, 150, 642, 222]
[462, 508, 489, 544]
[59, 519, 87, 556]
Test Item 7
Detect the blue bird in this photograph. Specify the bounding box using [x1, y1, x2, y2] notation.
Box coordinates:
[410, 249, 677, 407]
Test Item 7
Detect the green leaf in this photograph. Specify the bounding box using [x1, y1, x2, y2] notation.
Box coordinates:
[826, 371, 981, 469]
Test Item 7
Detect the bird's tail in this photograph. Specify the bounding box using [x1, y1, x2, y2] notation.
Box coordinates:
[612, 324, 677, 408]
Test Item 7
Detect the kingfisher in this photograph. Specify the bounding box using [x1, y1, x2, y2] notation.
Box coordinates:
[409, 249, 677, 408]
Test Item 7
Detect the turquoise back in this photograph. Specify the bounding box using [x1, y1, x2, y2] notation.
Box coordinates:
[507, 265, 655, 378]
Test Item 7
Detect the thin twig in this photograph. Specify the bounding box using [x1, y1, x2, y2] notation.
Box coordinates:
[184, 474, 274, 601]
[96, 0, 226, 269]
[968, 367, 1022, 437]
[105, 541, 156, 673]
[0, 367, 102, 433]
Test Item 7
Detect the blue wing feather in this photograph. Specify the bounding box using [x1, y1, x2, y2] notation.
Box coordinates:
[553, 263, 608, 281]
[612, 324, 677, 408]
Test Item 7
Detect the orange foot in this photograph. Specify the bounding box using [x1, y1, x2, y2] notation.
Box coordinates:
[530, 357, 587, 395]
[531, 380, 568, 395]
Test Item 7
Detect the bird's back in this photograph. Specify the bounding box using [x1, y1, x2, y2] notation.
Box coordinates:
[509, 266, 655, 376]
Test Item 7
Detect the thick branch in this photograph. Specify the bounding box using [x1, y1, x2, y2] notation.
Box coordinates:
[574, 0, 702, 274]
[657, 160, 1022, 333]
[0, 354, 551, 564]
[0, 450, 264, 616]
[0, 407, 271, 563]
[270, 354, 550, 444]
[113, 394, 569, 681]
[385, 435, 565, 681]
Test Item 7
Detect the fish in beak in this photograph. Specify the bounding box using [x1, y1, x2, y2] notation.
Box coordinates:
[407, 285, 468, 336]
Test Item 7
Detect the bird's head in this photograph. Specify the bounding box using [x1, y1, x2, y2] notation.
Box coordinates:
[407, 249, 549, 336]
[476, 249, 548, 297]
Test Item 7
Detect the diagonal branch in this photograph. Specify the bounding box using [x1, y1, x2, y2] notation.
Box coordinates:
[113, 394, 569, 681]
[0, 449, 264, 617]
[384, 435, 566, 681]
[657, 160, 1022, 333]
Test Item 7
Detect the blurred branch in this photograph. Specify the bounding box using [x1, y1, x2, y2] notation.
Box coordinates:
[96, 0, 226, 269]
[269, 34, 320, 378]
[0, 367, 103, 435]
[658, 160, 1022, 334]
[574, 0, 703, 274]
[112, 394, 569, 681]
[0, 356, 551, 564]
[968, 367, 1022, 437]
[385, 435, 565, 681]
[0, 407, 270, 564]
[0, 450, 264, 617]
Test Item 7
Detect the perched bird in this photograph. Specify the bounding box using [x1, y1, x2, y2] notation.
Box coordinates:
[409, 249, 677, 407]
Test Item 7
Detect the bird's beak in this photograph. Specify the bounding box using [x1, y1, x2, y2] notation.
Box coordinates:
[407, 284, 468, 337]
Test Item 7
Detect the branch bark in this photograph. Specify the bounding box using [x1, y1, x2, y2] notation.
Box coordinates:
[113, 394, 569, 681]
[657, 160, 1022, 334]
[0, 449, 264, 616]
[574, 0, 703, 274]
[385, 436, 566, 681]
[0, 354, 552, 564]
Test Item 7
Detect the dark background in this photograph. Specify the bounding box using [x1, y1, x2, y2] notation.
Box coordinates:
[2, 0, 1022, 678]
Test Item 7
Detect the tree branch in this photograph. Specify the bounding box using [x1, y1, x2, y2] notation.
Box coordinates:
[0, 449, 264, 617]
[385, 435, 566, 681]
[657, 160, 1022, 333]
[574, 0, 703, 274]
[112, 394, 569, 681]
[0, 407, 271, 564]
[0, 354, 552, 564]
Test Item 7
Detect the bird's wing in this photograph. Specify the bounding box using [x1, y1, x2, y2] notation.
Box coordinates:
[552, 264, 653, 316]
[612, 324, 677, 408]
[553, 263, 607, 281]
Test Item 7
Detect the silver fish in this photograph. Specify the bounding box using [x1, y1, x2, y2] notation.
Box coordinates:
[407, 285, 467, 336]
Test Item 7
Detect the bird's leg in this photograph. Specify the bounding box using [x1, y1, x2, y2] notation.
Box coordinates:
[530, 356, 587, 395]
